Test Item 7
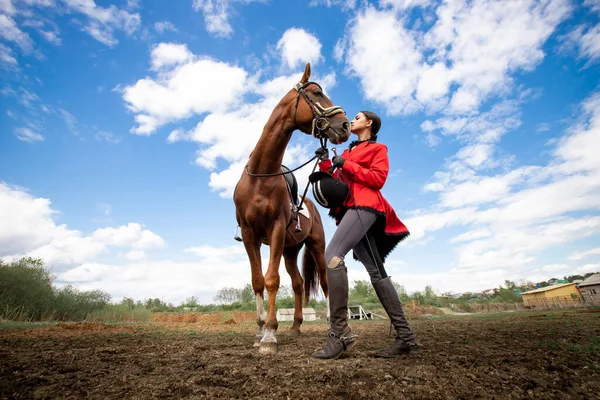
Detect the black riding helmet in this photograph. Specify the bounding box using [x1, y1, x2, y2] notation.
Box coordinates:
[309, 171, 349, 209]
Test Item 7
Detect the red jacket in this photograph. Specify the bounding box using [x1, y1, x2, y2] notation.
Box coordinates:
[319, 140, 409, 261]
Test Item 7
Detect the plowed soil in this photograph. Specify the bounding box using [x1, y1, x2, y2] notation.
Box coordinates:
[1, 310, 599, 399]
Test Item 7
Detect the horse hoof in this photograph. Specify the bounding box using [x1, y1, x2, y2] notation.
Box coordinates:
[288, 329, 301, 338]
[258, 342, 278, 354]
[253, 340, 261, 348]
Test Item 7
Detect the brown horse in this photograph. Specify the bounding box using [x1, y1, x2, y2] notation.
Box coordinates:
[234, 63, 350, 354]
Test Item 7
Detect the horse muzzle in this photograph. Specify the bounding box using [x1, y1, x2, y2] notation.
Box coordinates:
[326, 119, 351, 144]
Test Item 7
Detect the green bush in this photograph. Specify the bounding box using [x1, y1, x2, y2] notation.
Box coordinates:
[0, 258, 56, 320]
[86, 304, 151, 322]
[0, 258, 111, 322]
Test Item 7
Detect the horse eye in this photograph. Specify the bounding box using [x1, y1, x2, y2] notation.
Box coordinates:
[314, 91, 323, 97]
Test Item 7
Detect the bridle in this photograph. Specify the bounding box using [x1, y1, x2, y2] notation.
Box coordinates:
[293, 81, 346, 140]
[241, 81, 347, 231]
[245, 81, 346, 178]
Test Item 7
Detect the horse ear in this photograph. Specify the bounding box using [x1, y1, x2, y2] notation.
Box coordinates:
[300, 63, 311, 84]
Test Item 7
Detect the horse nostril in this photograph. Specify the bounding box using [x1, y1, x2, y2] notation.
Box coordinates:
[342, 122, 350, 133]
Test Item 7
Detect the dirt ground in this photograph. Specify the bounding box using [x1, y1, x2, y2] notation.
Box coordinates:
[1, 310, 599, 399]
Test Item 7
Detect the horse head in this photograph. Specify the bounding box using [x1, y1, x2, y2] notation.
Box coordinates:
[289, 63, 351, 145]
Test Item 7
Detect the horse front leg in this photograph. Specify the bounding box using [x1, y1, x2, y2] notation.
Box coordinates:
[259, 220, 286, 354]
[241, 228, 265, 348]
[283, 244, 304, 338]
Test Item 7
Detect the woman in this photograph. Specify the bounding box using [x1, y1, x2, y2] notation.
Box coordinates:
[312, 111, 421, 360]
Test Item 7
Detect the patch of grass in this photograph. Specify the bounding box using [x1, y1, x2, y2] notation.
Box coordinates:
[586, 337, 600, 354]
[537, 340, 560, 351]
[217, 330, 241, 337]
[0, 321, 57, 332]
[86, 304, 152, 323]
[547, 328, 560, 337]
[567, 344, 583, 352]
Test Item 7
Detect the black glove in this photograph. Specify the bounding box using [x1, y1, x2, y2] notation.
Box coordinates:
[315, 147, 329, 161]
[332, 155, 346, 169]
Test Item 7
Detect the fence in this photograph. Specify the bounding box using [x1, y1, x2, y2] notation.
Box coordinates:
[523, 294, 586, 309]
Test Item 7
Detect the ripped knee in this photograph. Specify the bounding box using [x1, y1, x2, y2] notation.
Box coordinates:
[327, 256, 344, 269]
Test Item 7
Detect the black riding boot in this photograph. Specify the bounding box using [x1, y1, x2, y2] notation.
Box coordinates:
[312, 258, 357, 360]
[373, 277, 421, 358]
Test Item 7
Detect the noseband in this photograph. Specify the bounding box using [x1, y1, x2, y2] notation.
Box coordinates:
[293, 81, 346, 139]
[244, 81, 345, 178]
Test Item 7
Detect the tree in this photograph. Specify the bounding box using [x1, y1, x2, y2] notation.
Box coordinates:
[349, 280, 375, 300]
[240, 284, 254, 303]
[392, 281, 410, 303]
[277, 284, 293, 298]
[214, 287, 241, 304]
[121, 297, 135, 310]
[503, 280, 517, 290]
[182, 296, 199, 308]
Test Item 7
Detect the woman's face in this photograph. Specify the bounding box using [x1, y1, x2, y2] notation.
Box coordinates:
[350, 112, 371, 135]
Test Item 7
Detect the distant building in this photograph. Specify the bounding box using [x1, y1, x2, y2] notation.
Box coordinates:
[577, 274, 600, 305]
[521, 283, 582, 308]
[276, 308, 316, 322]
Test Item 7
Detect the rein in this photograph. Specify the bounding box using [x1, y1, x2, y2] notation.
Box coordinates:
[243, 81, 345, 225]
[245, 80, 343, 178]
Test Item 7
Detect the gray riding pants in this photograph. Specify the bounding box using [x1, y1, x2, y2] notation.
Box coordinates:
[325, 209, 387, 284]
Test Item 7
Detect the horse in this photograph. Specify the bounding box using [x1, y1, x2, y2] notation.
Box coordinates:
[233, 63, 351, 354]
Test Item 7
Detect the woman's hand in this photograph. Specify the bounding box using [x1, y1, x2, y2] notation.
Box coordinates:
[332, 155, 346, 169]
[315, 147, 329, 161]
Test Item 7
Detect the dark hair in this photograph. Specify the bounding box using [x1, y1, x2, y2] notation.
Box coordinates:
[360, 110, 381, 141]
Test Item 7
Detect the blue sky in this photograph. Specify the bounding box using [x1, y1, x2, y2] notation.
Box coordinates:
[1, 0, 599, 304]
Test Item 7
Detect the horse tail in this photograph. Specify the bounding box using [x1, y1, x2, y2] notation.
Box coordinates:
[302, 246, 319, 305]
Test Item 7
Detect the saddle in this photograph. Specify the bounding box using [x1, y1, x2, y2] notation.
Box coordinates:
[233, 166, 302, 242]
[281, 165, 298, 207]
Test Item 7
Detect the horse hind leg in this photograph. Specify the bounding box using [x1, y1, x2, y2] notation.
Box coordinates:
[283, 244, 305, 338]
[305, 209, 329, 327]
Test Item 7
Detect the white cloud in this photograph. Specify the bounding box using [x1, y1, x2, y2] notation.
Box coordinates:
[450, 228, 492, 244]
[0, 42, 17, 65]
[61, 0, 141, 46]
[121, 250, 146, 261]
[310, 0, 356, 10]
[121, 44, 248, 135]
[14, 126, 43, 142]
[569, 247, 600, 261]
[92, 223, 165, 250]
[59, 255, 253, 304]
[124, 39, 339, 198]
[0, 0, 16, 15]
[149, 42, 193, 70]
[342, 0, 571, 115]
[154, 21, 177, 34]
[584, 0, 600, 14]
[380, 0, 432, 10]
[561, 23, 600, 65]
[0, 183, 165, 268]
[276, 27, 322, 69]
[192, 0, 264, 38]
[185, 244, 246, 258]
[0, 14, 34, 52]
[39, 29, 61, 45]
[345, 6, 423, 115]
[406, 91, 600, 278]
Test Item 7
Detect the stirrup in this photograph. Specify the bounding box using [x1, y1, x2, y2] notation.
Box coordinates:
[234, 225, 242, 242]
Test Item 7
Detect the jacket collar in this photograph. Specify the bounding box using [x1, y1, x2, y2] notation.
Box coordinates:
[349, 139, 375, 151]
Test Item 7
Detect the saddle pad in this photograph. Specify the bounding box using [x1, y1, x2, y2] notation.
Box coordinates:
[291, 196, 310, 219]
